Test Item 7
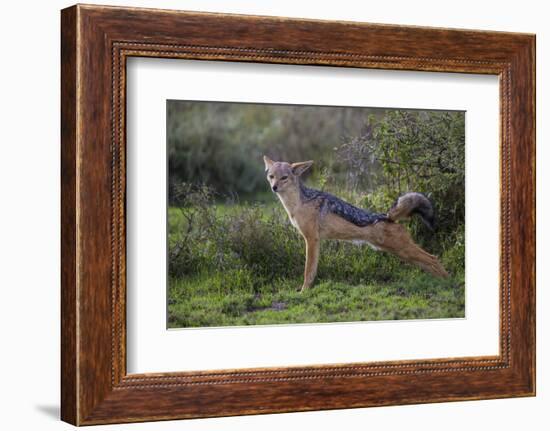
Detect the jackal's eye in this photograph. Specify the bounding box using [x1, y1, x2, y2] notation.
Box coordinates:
[281, 176, 288, 180]
[268, 175, 274, 179]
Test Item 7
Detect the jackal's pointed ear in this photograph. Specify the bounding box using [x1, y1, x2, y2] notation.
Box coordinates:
[263, 155, 275, 171]
[291, 160, 314, 176]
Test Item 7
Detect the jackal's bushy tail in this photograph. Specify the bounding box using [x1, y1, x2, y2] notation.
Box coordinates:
[387, 192, 435, 230]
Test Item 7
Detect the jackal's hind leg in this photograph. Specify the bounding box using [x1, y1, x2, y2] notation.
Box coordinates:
[372, 223, 449, 278]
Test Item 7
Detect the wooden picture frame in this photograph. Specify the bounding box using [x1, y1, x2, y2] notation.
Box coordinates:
[61, 4, 535, 425]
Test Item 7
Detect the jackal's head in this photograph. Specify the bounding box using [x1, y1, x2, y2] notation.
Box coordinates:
[263, 156, 313, 193]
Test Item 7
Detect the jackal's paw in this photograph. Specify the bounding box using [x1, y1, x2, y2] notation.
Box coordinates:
[298, 285, 309, 293]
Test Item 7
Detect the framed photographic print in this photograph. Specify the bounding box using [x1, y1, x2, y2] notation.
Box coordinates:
[61, 4, 535, 425]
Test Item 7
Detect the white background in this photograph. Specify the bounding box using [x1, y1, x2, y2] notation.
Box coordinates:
[0, 0, 547, 430]
[127, 59, 499, 373]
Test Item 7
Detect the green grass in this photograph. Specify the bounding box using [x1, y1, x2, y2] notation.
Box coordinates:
[167, 271, 464, 328]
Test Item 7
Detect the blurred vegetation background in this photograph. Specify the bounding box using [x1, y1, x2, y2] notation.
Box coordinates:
[167, 100, 465, 328]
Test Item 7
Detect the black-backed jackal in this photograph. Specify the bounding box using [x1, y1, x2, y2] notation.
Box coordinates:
[264, 156, 449, 292]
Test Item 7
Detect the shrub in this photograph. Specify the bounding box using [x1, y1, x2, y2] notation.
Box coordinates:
[224, 206, 303, 280]
[337, 110, 465, 239]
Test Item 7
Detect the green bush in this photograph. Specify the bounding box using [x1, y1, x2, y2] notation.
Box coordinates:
[223, 206, 304, 280]
[338, 110, 465, 238]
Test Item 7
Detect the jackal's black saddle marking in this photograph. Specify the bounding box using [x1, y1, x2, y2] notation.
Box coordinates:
[299, 183, 388, 227]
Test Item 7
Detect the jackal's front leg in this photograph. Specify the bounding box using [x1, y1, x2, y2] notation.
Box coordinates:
[300, 235, 320, 292]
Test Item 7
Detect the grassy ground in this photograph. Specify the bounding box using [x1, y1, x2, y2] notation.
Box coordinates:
[167, 197, 465, 329]
[168, 272, 464, 328]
